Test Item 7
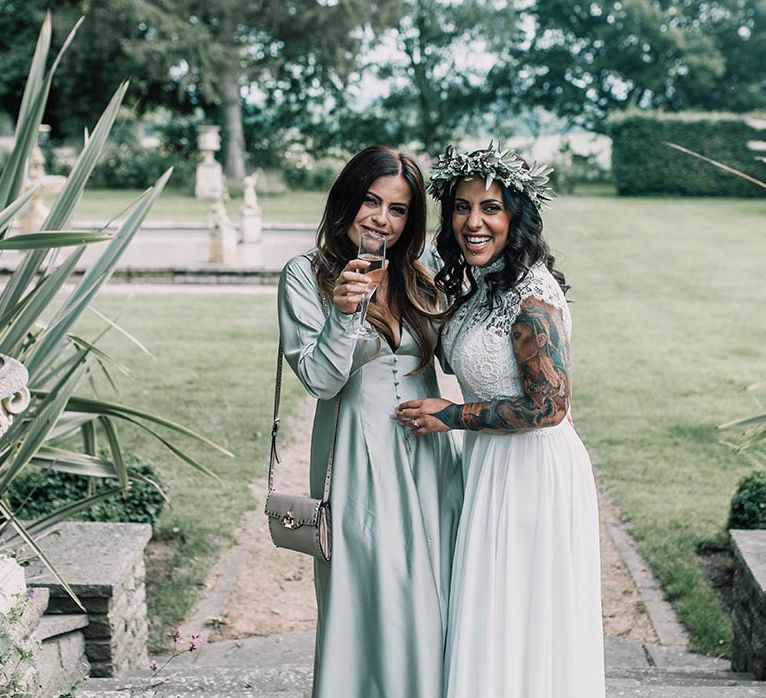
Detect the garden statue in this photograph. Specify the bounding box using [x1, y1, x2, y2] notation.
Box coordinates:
[19, 124, 65, 233]
[208, 199, 238, 264]
[195, 125, 225, 202]
[0, 354, 30, 438]
[240, 173, 263, 244]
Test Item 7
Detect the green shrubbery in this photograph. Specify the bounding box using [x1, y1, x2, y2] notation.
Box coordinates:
[729, 471, 766, 530]
[87, 143, 196, 191]
[6, 463, 166, 526]
[609, 111, 765, 196]
[281, 157, 341, 191]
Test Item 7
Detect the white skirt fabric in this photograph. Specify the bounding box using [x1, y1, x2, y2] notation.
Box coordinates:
[445, 420, 605, 698]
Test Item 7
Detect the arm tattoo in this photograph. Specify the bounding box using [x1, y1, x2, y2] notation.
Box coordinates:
[430, 298, 571, 433]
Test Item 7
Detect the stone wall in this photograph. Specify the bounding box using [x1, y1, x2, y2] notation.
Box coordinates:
[730, 529, 766, 679]
[24, 521, 152, 678]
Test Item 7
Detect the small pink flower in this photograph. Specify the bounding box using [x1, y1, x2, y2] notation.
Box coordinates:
[150, 659, 160, 672]
[171, 630, 181, 645]
[26, 588, 36, 599]
[189, 634, 203, 652]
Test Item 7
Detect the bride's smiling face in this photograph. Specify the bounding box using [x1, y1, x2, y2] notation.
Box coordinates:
[452, 178, 511, 267]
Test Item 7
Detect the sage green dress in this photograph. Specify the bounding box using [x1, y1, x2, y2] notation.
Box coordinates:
[277, 253, 463, 698]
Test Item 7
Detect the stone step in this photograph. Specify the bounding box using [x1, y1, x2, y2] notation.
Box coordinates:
[79, 667, 766, 698]
[78, 632, 766, 698]
[32, 612, 88, 642]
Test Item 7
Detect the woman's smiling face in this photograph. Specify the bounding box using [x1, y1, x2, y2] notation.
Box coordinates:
[452, 178, 511, 267]
[347, 174, 411, 250]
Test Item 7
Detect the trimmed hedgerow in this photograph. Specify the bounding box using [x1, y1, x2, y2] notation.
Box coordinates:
[609, 110, 765, 197]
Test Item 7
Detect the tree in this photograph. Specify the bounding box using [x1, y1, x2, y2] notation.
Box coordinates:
[0, 1, 186, 139]
[490, 0, 766, 133]
[366, 0, 517, 153]
[124, 0, 399, 179]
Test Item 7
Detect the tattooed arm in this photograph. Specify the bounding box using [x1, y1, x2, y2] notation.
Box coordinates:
[396, 296, 571, 435]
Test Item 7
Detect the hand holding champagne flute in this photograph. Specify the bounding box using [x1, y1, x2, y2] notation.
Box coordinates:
[346, 230, 388, 340]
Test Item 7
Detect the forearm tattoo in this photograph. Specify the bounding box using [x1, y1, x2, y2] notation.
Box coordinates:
[431, 298, 571, 433]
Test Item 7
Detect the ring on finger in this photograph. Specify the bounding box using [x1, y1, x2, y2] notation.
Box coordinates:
[413, 418, 420, 428]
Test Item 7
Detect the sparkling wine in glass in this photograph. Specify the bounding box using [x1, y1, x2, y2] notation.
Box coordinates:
[347, 231, 387, 340]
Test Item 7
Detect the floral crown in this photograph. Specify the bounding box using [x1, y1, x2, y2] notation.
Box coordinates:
[427, 142, 556, 211]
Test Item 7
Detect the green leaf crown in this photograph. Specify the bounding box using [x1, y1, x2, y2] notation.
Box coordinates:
[427, 142, 556, 211]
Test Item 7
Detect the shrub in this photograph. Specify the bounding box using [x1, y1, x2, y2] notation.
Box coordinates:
[6, 463, 166, 526]
[87, 143, 196, 191]
[609, 110, 765, 197]
[282, 157, 340, 191]
[729, 471, 766, 530]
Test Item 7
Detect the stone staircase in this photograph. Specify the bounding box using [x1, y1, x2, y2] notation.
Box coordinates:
[77, 631, 766, 697]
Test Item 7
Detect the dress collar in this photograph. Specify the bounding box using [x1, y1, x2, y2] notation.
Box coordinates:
[469, 255, 506, 280]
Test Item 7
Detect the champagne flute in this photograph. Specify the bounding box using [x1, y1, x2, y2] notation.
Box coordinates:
[346, 230, 387, 340]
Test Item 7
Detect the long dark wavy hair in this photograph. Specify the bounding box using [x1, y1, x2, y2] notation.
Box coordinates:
[434, 181, 569, 317]
[313, 145, 439, 372]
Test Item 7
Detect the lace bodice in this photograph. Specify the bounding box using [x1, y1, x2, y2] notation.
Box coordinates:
[441, 260, 571, 402]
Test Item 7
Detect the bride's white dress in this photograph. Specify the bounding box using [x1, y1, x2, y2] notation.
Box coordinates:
[441, 259, 605, 698]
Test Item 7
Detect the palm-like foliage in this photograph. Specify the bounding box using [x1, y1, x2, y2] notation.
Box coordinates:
[665, 142, 766, 466]
[0, 14, 229, 607]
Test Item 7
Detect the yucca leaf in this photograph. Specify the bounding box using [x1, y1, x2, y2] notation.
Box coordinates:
[13, 13, 50, 142]
[100, 412, 223, 483]
[64, 169, 170, 305]
[0, 79, 128, 318]
[2, 486, 121, 550]
[0, 15, 50, 213]
[0, 231, 114, 250]
[87, 305, 154, 358]
[0, 186, 39, 236]
[665, 142, 766, 192]
[98, 416, 128, 496]
[58, 393, 233, 457]
[0, 499, 86, 611]
[81, 419, 97, 457]
[68, 334, 131, 376]
[26, 169, 171, 382]
[0, 247, 84, 356]
[43, 80, 129, 232]
[719, 413, 766, 430]
[0, 17, 83, 216]
[31, 446, 116, 476]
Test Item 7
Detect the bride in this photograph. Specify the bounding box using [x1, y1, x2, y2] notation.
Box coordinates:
[396, 144, 605, 697]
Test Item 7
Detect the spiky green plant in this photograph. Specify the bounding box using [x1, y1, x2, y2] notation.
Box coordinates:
[0, 14, 229, 607]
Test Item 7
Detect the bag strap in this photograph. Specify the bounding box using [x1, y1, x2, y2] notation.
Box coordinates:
[267, 338, 340, 504]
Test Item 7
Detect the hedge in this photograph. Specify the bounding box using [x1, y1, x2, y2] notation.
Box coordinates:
[609, 110, 766, 197]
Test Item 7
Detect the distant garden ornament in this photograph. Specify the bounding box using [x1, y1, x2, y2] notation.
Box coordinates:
[19, 124, 65, 233]
[195, 125, 225, 201]
[0, 354, 30, 438]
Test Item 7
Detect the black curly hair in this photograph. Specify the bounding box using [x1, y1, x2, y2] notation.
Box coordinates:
[434, 181, 569, 318]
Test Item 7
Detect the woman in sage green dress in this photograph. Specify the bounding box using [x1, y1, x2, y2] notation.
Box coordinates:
[277, 145, 463, 698]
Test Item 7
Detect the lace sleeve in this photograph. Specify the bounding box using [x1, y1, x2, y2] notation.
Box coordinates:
[487, 263, 571, 338]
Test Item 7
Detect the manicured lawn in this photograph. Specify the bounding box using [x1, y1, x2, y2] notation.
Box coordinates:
[75, 189, 327, 224]
[73, 190, 764, 655]
[545, 194, 766, 654]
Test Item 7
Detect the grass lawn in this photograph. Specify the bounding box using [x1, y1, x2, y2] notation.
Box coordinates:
[545, 193, 766, 654]
[71, 189, 764, 655]
[75, 189, 327, 224]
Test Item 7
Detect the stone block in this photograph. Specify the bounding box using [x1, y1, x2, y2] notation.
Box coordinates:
[82, 614, 111, 640]
[85, 638, 115, 663]
[21, 522, 152, 678]
[88, 660, 114, 678]
[729, 529, 766, 680]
